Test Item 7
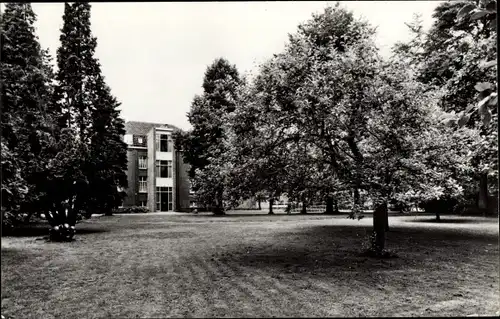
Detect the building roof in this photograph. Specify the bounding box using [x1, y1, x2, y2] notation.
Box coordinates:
[124, 121, 180, 135]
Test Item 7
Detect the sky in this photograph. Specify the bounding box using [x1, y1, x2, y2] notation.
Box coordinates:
[26, 1, 442, 131]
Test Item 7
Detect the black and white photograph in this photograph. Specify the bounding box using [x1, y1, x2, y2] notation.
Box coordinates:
[1, 1, 498, 318]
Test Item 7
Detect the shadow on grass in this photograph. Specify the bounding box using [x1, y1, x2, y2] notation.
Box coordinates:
[212, 224, 498, 276]
[131, 231, 196, 240]
[212, 225, 396, 274]
[196, 212, 347, 218]
[405, 217, 497, 224]
[2, 223, 108, 238]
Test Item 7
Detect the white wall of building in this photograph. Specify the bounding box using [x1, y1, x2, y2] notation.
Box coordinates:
[156, 177, 173, 187]
[156, 151, 173, 161]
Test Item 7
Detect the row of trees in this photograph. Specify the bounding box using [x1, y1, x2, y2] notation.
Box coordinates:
[1, 3, 127, 240]
[176, 1, 497, 254]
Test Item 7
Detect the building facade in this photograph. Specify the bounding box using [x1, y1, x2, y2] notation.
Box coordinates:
[123, 121, 194, 212]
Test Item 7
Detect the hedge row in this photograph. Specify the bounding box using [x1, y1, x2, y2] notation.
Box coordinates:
[112, 206, 149, 214]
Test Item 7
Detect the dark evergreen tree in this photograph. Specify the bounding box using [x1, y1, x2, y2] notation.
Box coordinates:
[86, 75, 128, 216]
[54, 2, 128, 220]
[0, 3, 55, 230]
[21, 1, 130, 239]
[41, 128, 90, 241]
[54, 2, 97, 142]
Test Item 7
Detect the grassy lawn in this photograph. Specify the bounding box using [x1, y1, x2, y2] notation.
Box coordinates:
[1, 212, 499, 318]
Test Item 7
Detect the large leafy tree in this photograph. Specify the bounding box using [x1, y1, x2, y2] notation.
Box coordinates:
[359, 58, 478, 231]
[237, 15, 367, 214]
[279, 27, 390, 250]
[227, 70, 301, 214]
[393, 0, 498, 215]
[175, 58, 242, 215]
[245, 4, 478, 254]
[223, 4, 381, 230]
[0, 3, 55, 229]
[262, 4, 379, 219]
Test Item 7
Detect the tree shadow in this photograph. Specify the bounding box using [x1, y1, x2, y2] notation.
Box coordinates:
[212, 225, 399, 275]
[131, 231, 196, 240]
[405, 217, 497, 224]
[199, 212, 346, 218]
[210, 223, 498, 276]
[2, 223, 108, 238]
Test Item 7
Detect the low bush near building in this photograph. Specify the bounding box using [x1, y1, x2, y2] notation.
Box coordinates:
[112, 206, 149, 214]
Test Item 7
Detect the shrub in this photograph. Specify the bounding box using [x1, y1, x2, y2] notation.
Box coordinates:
[112, 206, 149, 214]
[419, 197, 458, 215]
[1, 209, 20, 234]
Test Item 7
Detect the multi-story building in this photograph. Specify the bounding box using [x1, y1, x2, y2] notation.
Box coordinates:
[123, 121, 193, 212]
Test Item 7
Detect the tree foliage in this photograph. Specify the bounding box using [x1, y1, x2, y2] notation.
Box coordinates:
[1, 2, 128, 240]
[86, 75, 128, 216]
[48, 2, 128, 236]
[394, 0, 498, 215]
[215, 3, 486, 253]
[174, 58, 242, 214]
[0, 3, 55, 229]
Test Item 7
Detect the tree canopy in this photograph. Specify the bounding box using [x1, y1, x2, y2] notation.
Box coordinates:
[179, 2, 495, 254]
[1, 2, 129, 240]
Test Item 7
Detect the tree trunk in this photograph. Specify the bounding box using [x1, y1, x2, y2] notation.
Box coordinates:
[212, 205, 225, 215]
[334, 199, 339, 214]
[353, 188, 360, 209]
[258, 198, 261, 210]
[47, 205, 76, 242]
[69, 194, 80, 226]
[351, 187, 362, 218]
[385, 211, 390, 231]
[372, 202, 388, 253]
[435, 211, 441, 222]
[212, 197, 224, 215]
[45, 210, 56, 226]
[478, 173, 489, 216]
[268, 198, 274, 215]
[384, 198, 390, 231]
[212, 190, 225, 215]
[301, 200, 307, 214]
[23, 211, 34, 224]
[325, 195, 334, 214]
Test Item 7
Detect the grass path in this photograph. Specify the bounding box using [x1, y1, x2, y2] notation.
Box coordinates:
[1, 213, 499, 318]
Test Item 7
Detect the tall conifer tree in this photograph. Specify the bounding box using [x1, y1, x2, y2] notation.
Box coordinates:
[0, 3, 55, 228]
[54, 2, 127, 219]
[87, 75, 128, 215]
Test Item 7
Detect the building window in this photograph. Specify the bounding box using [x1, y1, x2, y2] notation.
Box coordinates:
[167, 137, 173, 152]
[124, 134, 133, 145]
[140, 200, 147, 207]
[156, 134, 173, 152]
[138, 176, 147, 193]
[156, 160, 172, 178]
[156, 187, 173, 211]
[137, 137, 143, 144]
[138, 156, 147, 169]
